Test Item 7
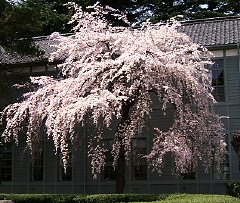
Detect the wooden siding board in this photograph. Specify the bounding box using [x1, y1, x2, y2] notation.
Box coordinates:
[226, 57, 240, 103]
[229, 105, 240, 130]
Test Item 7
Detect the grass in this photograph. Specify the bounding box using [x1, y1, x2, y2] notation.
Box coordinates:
[137, 194, 240, 203]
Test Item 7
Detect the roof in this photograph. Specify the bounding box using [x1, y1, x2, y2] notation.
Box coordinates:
[179, 16, 240, 47]
[0, 37, 56, 65]
[1, 16, 240, 65]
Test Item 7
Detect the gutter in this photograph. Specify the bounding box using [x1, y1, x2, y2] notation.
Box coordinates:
[206, 44, 238, 51]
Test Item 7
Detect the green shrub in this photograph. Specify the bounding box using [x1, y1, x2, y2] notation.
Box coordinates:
[0, 193, 166, 203]
[226, 181, 240, 198]
[73, 194, 166, 203]
[1, 193, 239, 203]
[0, 194, 76, 203]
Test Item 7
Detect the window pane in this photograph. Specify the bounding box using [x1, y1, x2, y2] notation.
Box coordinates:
[213, 137, 229, 180]
[30, 145, 44, 181]
[132, 138, 147, 181]
[59, 166, 72, 182]
[181, 171, 196, 180]
[210, 59, 225, 102]
[1, 144, 12, 182]
[103, 165, 116, 180]
[212, 70, 224, 86]
[212, 59, 224, 69]
[133, 165, 147, 180]
[103, 140, 115, 181]
[213, 154, 229, 180]
[58, 153, 72, 182]
[212, 86, 225, 102]
[32, 167, 43, 181]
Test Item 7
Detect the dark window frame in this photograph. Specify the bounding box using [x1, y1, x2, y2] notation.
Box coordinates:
[30, 142, 44, 182]
[212, 137, 229, 180]
[102, 139, 115, 181]
[1, 143, 12, 182]
[57, 151, 72, 182]
[132, 138, 148, 181]
[210, 58, 225, 102]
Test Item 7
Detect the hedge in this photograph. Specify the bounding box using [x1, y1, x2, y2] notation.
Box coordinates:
[73, 194, 166, 203]
[0, 193, 167, 203]
[0, 194, 77, 203]
[1, 193, 239, 203]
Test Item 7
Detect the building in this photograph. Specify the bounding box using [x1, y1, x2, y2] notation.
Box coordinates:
[0, 16, 240, 194]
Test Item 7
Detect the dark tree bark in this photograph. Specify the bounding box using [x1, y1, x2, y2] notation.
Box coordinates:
[115, 99, 134, 193]
[232, 132, 240, 171]
[115, 141, 125, 193]
[0, 144, 3, 185]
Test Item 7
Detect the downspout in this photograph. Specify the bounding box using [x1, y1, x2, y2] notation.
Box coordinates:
[238, 20, 240, 91]
[238, 19, 240, 85]
[236, 19, 240, 173]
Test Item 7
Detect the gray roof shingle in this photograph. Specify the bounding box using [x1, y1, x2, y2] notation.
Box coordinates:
[179, 16, 240, 46]
[1, 16, 240, 65]
[0, 37, 56, 65]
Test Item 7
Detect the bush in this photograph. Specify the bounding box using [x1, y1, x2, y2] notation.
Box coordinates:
[0, 193, 166, 203]
[0, 193, 239, 203]
[73, 194, 166, 203]
[226, 181, 240, 198]
[0, 194, 77, 203]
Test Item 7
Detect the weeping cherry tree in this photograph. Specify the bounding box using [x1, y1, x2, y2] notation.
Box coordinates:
[0, 2, 227, 193]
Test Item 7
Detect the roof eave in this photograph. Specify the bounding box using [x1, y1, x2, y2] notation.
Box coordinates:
[206, 43, 239, 50]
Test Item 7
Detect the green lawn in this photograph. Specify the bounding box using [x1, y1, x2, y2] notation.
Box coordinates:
[137, 194, 240, 203]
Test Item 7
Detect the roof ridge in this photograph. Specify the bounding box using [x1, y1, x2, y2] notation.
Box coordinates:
[31, 33, 74, 41]
[181, 15, 240, 25]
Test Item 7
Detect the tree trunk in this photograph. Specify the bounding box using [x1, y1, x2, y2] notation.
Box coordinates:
[114, 100, 134, 193]
[232, 132, 240, 170]
[0, 144, 3, 185]
[115, 142, 125, 193]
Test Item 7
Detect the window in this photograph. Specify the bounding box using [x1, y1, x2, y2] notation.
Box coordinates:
[211, 59, 225, 102]
[1, 143, 12, 181]
[132, 138, 147, 181]
[213, 154, 229, 180]
[213, 134, 229, 180]
[103, 139, 115, 181]
[181, 169, 196, 180]
[57, 153, 72, 182]
[30, 144, 43, 181]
